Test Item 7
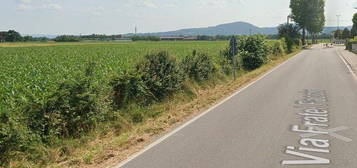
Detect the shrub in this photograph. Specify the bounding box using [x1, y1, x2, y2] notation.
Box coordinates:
[54, 35, 80, 42]
[131, 111, 144, 123]
[346, 37, 357, 50]
[278, 24, 301, 53]
[25, 63, 100, 139]
[279, 38, 288, 53]
[269, 39, 286, 56]
[0, 108, 37, 167]
[219, 47, 242, 75]
[219, 48, 234, 75]
[238, 35, 269, 70]
[137, 51, 185, 100]
[240, 51, 265, 70]
[181, 50, 216, 82]
[110, 71, 155, 108]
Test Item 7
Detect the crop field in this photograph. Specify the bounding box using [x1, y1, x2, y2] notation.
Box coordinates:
[0, 38, 290, 166]
[0, 41, 227, 110]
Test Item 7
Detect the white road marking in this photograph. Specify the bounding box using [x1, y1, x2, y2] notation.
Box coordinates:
[300, 126, 352, 142]
[112, 50, 305, 168]
[282, 150, 330, 165]
[287, 146, 295, 150]
[282, 89, 332, 165]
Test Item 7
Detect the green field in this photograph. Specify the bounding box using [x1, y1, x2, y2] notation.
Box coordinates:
[0, 38, 292, 167]
[0, 41, 227, 110]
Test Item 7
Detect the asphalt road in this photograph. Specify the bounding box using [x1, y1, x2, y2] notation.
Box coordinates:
[115, 45, 357, 168]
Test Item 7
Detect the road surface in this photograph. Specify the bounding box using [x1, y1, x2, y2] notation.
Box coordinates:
[115, 45, 357, 168]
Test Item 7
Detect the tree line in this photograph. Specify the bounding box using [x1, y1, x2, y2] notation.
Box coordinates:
[0, 30, 49, 42]
[289, 0, 325, 45]
[342, 13, 357, 40]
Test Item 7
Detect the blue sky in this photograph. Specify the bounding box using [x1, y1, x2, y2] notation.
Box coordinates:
[0, 0, 356, 35]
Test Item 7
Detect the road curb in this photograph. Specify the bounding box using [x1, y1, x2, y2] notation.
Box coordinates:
[339, 49, 357, 71]
[336, 49, 357, 80]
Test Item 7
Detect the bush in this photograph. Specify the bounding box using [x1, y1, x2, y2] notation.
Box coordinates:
[137, 51, 185, 100]
[219, 47, 242, 75]
[25, 63, 100, 139]
[110, 71, 155, 108]
[54, 35, 80, 42]
[278, 24, 301, 53]
[181, 50, 216, 82]
[269, 39, 286, 56]
[219, 48, 234, 75]
[0, 109, 37, 167]
[238, 35, 269, 70]
[346, 37, 357, 51]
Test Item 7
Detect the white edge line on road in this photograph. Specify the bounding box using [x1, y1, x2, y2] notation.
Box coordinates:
[336, 49, 357, 80]
[112, 51, 304, 168]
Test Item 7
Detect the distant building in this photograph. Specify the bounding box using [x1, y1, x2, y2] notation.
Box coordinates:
[183, 37, 198, 41]
[160, 37, 185, 41]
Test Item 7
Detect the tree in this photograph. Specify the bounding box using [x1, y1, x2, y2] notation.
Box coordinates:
[290, 0, 309, 45]
[23, 36, 34, 42]
[0, 32, 7, 42]
[305, 0, 325, 44]
[342, 28, 351, 39]
[351, 13, 357, 37]
[290, 0, 325, 45]
[278, 23, 301, 52]
[238, 35, 269, 70]
[5, 30, 22, 42]
[334, 29, 342, 39]
[54, 35, 80, 42]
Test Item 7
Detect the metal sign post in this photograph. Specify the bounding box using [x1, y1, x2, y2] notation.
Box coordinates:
[229, 36, 238, 80]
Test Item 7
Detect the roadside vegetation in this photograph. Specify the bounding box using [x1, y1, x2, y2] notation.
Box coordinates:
[0, 37, 301, 167]
[346, 13, 357, 50]
[290, 0, 325, 45]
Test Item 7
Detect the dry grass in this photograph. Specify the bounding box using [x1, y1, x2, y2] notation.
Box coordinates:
[41, 50, 301, 168]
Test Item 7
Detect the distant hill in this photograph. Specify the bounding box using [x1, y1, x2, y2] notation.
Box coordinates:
[23, 22, 352, 38]
[127, 21, 352, 36]
[129, 22, 277, 36]
[25, 34, 58, 39]
[323, 26, 352, 34]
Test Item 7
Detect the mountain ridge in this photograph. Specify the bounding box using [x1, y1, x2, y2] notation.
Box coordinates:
[127, 21, 352, 36]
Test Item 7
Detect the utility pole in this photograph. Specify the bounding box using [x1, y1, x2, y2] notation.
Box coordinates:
[336, 14, 341, 40]
[229, 36, 238, 80]
[336, 15, 341, 30]
[287, 14, 291, 24]
[135, 26, 137, 34]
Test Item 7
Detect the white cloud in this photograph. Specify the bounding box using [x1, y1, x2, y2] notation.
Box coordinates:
[164, 3, 177, 8]
[20, 0, 32, 3]
[87, 6, 105, 16]
[17, 3, 63, 11]
[198, 0, 245, 8]
[17, 4, 33, 10]
[123, 0, 157, 8]
[137, 0, 157, 8]
[44, 4, 62, 10]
